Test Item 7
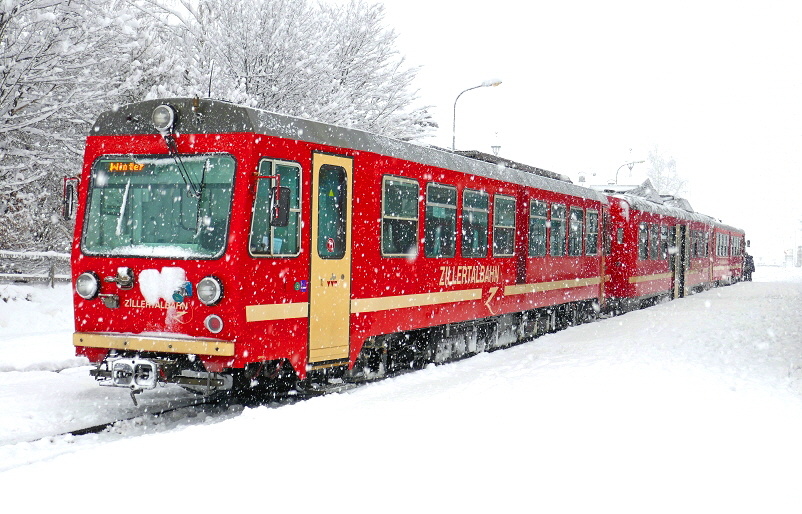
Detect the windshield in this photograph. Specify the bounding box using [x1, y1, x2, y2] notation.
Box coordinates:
[82, 155, 236, 258]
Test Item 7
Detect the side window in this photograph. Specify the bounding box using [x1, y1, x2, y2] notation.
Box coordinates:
[638, 222, 648, 260]
[568, 207, 584, 257]
[660, 225, 669, 259]
[381, 176, 419, 258]
[585, 209, 598, 256]
[528, 200, 548, 257]
[549, 204, 566, 257]
[462, 189, 489, 258]
[493, 194, 516, 257]
[317, 164, 347, 259]
[249, 159, 301, 256]
[425, 183, 457, 258]
[649, 223, 659, 260]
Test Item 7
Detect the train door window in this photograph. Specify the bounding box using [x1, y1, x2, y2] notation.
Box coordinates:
[250, 159, 301, 257]
[568, 207, 584, 257]
[638, 223, 648, 260]
[616, 227, 624, 245]
[493, 194, 516, 257]
[317, 164, 347, 259]
[381, 176, 419, 258]
[462, 189, 489, 258]
[425, 183, 457, 258]
[649, 223, 659, 260]
[585, 209, 598, 256]
[660, 225, 669, 259]
[549, 204, 566, 257]
[528, 200, 548, 257]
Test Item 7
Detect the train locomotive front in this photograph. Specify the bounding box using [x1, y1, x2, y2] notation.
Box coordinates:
[72, 99, 315, 400]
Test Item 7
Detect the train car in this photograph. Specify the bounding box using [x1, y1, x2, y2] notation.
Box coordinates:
[711, 222, 746, 284]
[69, 98, 609, 400]
[599, 184, 730, 311]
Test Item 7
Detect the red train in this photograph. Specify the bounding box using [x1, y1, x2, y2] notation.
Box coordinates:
[67, 98, 746, 400]
[599, 184, 746, 312]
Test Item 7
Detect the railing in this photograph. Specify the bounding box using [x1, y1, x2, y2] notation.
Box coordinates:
[0, 250, 71, 287]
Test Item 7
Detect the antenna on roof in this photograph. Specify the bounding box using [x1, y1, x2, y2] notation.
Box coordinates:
[208, 60, 214, 98]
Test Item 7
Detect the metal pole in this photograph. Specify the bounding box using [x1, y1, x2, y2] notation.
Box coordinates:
[451, 80, 502, 151]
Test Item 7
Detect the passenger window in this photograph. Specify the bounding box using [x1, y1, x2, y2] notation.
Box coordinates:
[660, 225, 669, 259]
[585, 210, 598, 256]
[249, 159, 301, 256]
[381, 176, 419, 258]
[638, 222, 648, 260]
[549, 204, 566, 257]
[462, 189, 489, 258]
[528, 200, 548, 257]
[425, 183, 457, 258]
[568, 207, 584, 257]
[649, 223, 659, 259]
[317, 165, 347, 259]
[493, 194, 516, 257]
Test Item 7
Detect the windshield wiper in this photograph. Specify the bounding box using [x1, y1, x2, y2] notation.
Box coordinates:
[162, 133, 203, 198]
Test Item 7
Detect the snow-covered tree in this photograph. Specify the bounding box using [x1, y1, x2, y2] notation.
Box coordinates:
[0, 0, 433, 251]
[645, 145, 687, 197]
[0, 0, 145, 251]
[139, 0, 434, 140]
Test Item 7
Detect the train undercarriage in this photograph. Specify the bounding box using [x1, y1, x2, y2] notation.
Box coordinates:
[89, 299, 601, 404]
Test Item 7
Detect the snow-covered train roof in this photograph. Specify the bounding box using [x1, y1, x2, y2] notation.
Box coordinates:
[91, 98, 608, 205]
[592, 181, 743, 233]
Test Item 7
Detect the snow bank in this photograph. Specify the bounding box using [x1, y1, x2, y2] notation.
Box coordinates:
[0, 283, 84, 372]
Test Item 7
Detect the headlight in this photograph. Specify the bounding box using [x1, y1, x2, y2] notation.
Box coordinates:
[197, 276, 223, 306]
[76, 271, 100, 300]
[152, 104, 175, 133]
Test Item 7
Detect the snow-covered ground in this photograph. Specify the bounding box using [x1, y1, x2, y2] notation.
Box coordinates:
[2, 266, 802, 512]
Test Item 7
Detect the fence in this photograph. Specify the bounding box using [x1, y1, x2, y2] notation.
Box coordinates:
[0, 250, 71, 287]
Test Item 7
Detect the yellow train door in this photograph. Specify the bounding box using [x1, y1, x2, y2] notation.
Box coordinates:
[308, 153, 353, 369]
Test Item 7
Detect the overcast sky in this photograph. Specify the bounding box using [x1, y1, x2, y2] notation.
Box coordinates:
[373, 0, 802, 261]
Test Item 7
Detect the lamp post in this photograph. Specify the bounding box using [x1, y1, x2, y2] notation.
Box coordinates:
[452, 79, 502, 151]
[615, 160, 645, 184]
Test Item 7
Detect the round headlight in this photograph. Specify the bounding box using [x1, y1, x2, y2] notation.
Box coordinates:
[152, 104, 175, 133]
[76, 271, 100, 300]
[197, 276, 223, 306]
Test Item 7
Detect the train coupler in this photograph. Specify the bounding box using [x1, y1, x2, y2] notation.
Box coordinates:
[91, 357, 159, 390]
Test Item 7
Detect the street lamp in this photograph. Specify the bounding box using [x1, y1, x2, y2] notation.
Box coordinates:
[452, 79, 502, 151]
[615, 160, 645, 184]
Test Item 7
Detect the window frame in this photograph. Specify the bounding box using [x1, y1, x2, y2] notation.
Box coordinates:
[585, 209, 599, 256]
[493, 194, 516, 257]
[660, 225, 669, 260]
[649, 223, 659, 260]
[380, 175, 420, 258]
[549, 203, 567, 257]
[424, 182, 458, 258]
[528, 199, 548, 257]
[568, 206, 584, 257]
[249, 158, 302, 258]
[461, 188, 490, 258]
[638, 222, 649, 260]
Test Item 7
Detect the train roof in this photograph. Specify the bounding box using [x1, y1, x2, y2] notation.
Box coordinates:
[91, 98, 608, 205]
[592, 181, 743, 232]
